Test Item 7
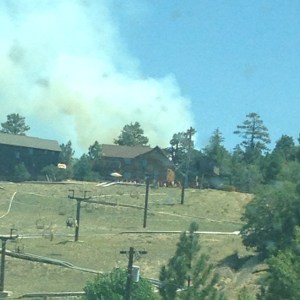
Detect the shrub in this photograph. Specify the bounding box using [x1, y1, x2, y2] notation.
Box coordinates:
[13, 163, 30, 182]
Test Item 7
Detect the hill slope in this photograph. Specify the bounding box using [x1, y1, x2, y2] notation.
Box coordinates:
[0, 181, 258, 298]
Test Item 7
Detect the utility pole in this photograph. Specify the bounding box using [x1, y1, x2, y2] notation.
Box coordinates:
[180, 179, 185, 205]
[68, 190, 90, 242]
[0, 229, 18, 294]
[143, 175, 150, 228]
[120, 247, 147, 300]
[181, 127, 193, 205]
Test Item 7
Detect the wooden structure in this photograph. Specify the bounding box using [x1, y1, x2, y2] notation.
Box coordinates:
[0, 132, 61, 180]
[101, 144, 174, 182]
[0, 230, 18, 294]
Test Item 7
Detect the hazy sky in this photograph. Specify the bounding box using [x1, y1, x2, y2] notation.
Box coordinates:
[1, 0, 299, 155]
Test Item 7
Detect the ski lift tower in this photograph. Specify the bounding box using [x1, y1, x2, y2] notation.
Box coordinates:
[68, 190, 91, 241]
[0, 229, 18, 297]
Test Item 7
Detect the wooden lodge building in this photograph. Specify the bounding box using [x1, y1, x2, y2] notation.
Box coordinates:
[0, 132, 61, 181]
[0, 132, 174, 183]
[101, 144, 175, 183]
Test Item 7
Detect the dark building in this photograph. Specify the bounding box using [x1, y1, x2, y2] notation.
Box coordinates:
[0, 132, 61, 181]
[101, 144, 174, 182]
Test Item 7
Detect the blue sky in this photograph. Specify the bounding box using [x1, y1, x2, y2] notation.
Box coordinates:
[114, 1, 300, 149]
[0, 1, 299, 155]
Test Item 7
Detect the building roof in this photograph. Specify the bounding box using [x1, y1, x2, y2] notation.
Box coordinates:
[101, 144, 152, 159]
[0, 132, 61, 152]
[139, 146, 174, 167]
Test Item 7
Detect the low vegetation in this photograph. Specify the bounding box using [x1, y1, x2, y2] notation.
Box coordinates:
[0, 181, 254, 299]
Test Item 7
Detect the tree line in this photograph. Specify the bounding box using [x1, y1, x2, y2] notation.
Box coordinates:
[3, 111, 300, 192]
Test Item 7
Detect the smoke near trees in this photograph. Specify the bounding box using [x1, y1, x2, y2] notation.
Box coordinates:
[114, 122, 149, 146]
[2, 111, 300, 194]
[0, 0, 194, 152]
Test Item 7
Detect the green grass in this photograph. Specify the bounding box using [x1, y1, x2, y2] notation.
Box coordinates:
[0, 181, 255, 298]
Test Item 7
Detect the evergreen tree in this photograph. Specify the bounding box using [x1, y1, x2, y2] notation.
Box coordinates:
[257, 228, 300, 300]
[228, 145, 245, 189]
[41, 164, 72, 181]
[277, 160, 300, 183]
[203, 129, 225, 161]
[88, 140, 102, 160]
[159, 222, 225, 299]
[261, 153, 281, 183]
[273, 134, 296, 162]
[296, 134, 300, 162]
[234, 112, 270, 163]
[72, 154, 98, 181]
[114, 122, 149, 146]
[241, 183, 300, 256]
[88, 141, 104, 175]
[231, 145, 245, 165]
[1, 113, 30, 135]
[231, 164, 263, 193]
[168, 127, 196, 167]
[167, 127, 196, 188]
[169, 131, 189, 166]
[59, 140, 75, 165]
[13, 162, 30, 182]
[203, 128, 231, 177]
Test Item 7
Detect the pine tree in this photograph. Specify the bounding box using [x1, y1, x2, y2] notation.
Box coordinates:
[168, 127, 196, 167]
[1, 113, 30, 135]
[203, 128, 231, 176]
[88, 140, 102, 160]
[234, 112, 270, 163]
[159, 222, 225, 299]
[257, 228, 300, 299]
[59, 140, 75, 165]
[114, 122, 149, 146]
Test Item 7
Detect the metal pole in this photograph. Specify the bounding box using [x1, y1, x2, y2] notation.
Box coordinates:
[181, 127, 193, 205]
[120, 247, 147, 300]
[68, 190, 90, 242]
[143, 176, 150, 228]
[180, 179, 185, 205]
[74, 199, 81, 242]
[125, 247, 134, 300]
[0, 240, 6, 292]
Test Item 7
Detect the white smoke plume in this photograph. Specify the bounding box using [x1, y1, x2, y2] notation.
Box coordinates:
[0, 0, 194, 155]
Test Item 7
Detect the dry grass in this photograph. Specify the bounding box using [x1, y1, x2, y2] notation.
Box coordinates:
[0, 181, 255, 298]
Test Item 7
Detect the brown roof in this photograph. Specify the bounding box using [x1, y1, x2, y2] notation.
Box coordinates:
[139, 146, 174, 168]
[0, 132, 61, 152]
[101, 144, 152, 159]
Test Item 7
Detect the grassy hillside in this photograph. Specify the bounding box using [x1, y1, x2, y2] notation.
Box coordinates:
[0, 181, 258, 298]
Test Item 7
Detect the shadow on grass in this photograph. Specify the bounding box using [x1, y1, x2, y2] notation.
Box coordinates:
[217, 252, 259, 271]
[56, 240, 74, 245]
